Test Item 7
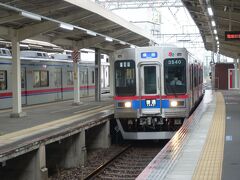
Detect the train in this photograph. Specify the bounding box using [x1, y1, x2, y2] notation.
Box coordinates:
[113, 46, 204, 140]
[0, 48, 109, 109]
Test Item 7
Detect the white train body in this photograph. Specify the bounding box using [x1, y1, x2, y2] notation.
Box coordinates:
[113, 46, 203, 140]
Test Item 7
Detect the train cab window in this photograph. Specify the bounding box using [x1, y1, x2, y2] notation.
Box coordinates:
[144, 66, 157, 94]
[33, 70, 49, 87]
[164, 58, 186, 94]
[115, 60, 136, 96]
[67, 71, 73, 85]
[0, 70, 7, 90]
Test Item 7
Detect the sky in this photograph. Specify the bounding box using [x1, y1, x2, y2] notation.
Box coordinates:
[93, 0, 233, 64]
[112, 7, 209, 62]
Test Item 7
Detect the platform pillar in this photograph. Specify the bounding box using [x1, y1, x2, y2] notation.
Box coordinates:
[95, 48, 101, 102]
[60, 131, 87, 168]
[20, 144, 48, 180]
[10, 35, 26, 118]
[72, 49, 81, 105]
[88, 121, 111, 149]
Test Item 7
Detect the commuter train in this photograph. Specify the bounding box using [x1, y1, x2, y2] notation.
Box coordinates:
[113, 46, 203, 140]
[0, 48, 109, 109]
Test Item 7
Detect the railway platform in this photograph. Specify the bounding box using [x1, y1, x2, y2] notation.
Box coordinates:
[0, 94, 114, 180]
[137, 89, 240, 180]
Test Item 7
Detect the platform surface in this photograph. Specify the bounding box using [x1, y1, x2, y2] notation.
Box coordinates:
[137, 89, 240, 180]
[0, 94, 113, 135]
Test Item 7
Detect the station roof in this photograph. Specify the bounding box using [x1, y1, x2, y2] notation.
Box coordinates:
[0, 0, 157, 53]
[183, 0, 240, 59]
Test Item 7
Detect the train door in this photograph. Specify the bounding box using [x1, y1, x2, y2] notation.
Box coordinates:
[139, 63, 161, 115]
[54, 68, 63, 100]
[80, 67, 88, 96]
[21, 68, 27, 105]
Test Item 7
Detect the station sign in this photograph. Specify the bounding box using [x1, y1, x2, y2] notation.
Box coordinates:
[225, 31, 240, 41]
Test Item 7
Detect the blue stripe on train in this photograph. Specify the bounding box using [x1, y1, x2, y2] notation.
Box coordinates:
[132, 99, 170, 109]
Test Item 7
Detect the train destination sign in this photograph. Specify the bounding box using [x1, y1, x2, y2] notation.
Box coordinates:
[225, 31, 240, 41]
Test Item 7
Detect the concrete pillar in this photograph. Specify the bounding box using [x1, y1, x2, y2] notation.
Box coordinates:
[87, 121, 111, 149]
[10, 35, 26, 118]
[20, 145, 48, 180]
[109, 53, 114, 96]
[60, 131, 87, 168]
[72, 49, 81, 105]
[0, 145, 47, 180]
[95, 48, 101, 101]
[234, 59, 239, 89]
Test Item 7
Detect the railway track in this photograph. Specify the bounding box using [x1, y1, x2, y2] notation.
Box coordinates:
[86, 142, 165, 180]
[50, 142, 166, 180]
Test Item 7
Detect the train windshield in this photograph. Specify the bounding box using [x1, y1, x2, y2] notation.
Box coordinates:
[115, 60, 136, 96]
[164, 58, 186, 94]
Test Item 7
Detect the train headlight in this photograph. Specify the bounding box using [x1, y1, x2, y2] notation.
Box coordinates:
[124, 101, 132, 108]
[170, 100, 178, 107]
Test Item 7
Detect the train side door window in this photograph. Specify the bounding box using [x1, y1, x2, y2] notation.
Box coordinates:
[0, 70, 7, 90]
[21, 71, 25, 89]
[67, 71, 73, 85]
[33, 70, 49, 88]
[92, 71, 95, 84]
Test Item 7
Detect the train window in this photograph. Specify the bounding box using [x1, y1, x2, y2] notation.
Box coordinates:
[67, 71, 73, 85]
[33, 70, 49, 87]
[0, 70, 7, 90]
[21, 71, 25, 89]
[115, 60, 136, 96]
[92, 71, 95, 84]
[164, 58, 186, 94]
[144, 66, 157, 94]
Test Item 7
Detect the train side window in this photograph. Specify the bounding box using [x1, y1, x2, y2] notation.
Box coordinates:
[40, 71, 49, 87]
[33, 70, 49, 87]
[0, 70, 7, 90]
[92, 71, 95, 84]
[67, 71, 73, 85]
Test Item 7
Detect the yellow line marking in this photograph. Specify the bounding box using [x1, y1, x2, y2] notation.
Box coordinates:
[192, 92, 225, 180]
[0, 104, 113, 142]
[73, 106, 102, 114]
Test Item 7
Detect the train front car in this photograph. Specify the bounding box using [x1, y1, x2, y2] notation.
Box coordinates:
[114, 46, 191, 140]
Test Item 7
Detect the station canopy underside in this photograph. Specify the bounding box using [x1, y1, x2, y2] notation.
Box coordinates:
[0, 0, 157, 53]
[183, 0, 240, 59]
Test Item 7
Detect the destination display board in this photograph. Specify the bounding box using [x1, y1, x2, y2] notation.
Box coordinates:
[225, 31, 240, 41]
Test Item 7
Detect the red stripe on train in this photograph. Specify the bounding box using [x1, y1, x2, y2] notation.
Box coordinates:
[114, 94, 189, 100]
[0, 86, 96, 97]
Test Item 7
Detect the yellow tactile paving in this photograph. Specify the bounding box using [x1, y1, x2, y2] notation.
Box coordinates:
[192, 92, 225, 180]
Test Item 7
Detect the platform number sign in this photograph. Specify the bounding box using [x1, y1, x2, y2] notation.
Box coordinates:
[72, 49, 80, 63]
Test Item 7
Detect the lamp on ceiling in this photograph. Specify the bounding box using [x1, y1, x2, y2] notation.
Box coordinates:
[59, 23, 74, 31]
[20, 11, 41, 21]
[211, 20, 216, 27]
[207, 7, 213, 16]
[86, 30, 97, 36]
[105, 37, 113, 42]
